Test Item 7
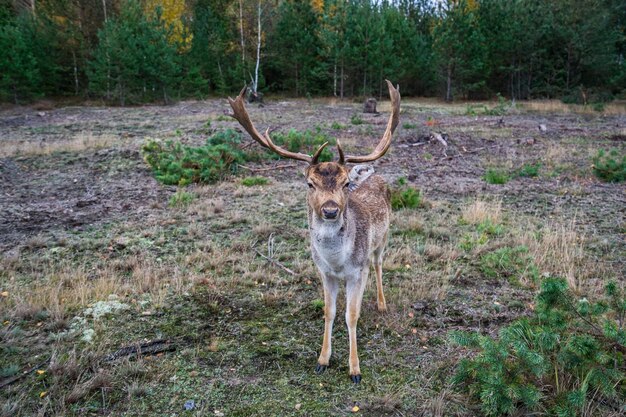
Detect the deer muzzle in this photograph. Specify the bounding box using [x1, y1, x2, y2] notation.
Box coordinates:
[321, 202, 340, 220]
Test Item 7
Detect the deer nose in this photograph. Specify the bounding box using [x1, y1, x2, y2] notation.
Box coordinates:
[322, 207, 339, 219]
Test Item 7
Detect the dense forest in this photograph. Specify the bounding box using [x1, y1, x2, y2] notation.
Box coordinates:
[0, 0, 625, 104]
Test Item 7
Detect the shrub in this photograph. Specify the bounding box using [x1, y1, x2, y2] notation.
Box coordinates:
[516, 162, 541, 178]
[451, 277, 625, 417]
[142, 129, 246, 186]
[480, 245, 539, 284]
[391, 186, 421, 210]
[350, 113, 364, 125]
[241, 176, 270, 186]
[331, 121, 346, 130]
[483, 168, 510, 184]
[592, 148, 625, 183]
[168, 190, 196, 208]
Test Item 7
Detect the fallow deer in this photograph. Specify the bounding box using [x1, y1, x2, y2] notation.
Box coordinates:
[228, 80, 400, 383]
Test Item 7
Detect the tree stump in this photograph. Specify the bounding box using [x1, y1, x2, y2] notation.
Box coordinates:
[363, 98, 377, 113]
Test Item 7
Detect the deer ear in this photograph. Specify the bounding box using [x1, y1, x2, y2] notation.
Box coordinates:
[311, 142, 329, 165]
[337, 141, 345, 165]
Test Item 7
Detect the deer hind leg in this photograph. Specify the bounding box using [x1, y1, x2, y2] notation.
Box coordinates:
[345, 270, 368, 383]
[316, 276, 338, 374]
[372, 235, 387, 312]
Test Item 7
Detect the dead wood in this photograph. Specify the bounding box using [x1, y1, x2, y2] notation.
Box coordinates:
[101, 339, 176, 363]
[253, 248, 298, 276]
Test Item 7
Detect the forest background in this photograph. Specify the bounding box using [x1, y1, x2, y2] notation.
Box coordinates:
[0, 0, 625, 105]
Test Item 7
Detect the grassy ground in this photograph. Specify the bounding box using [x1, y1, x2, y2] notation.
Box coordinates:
[0, 97, 624, 416]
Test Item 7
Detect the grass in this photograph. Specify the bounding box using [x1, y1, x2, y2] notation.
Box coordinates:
[483, 168, 510, 184]
[1, 98, 624, 416]
[0, 132, 118, 157]
[241, 176, 270, 186]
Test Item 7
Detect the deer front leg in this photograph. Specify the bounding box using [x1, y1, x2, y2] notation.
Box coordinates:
[316, 275, 338, 374]
[345, 269, 368, 383]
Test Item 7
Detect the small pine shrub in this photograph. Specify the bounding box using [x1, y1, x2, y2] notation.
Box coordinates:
[402, 122, 417, 129]
[592, 148, 625, 183]
[516, 162, 541, 178]
[331, 121, 345, 130]
[480, 245, 539, 284]
[350, 114, 364, 125]
[168, 190, 196, 208]
[483, 168, 510, 185]
[142, 129, 246, 186]
[271, 129, 336, 162]
[484, 93, 509, 116]
[451, 277, 625, 417]
[241, 176, 269, 186]
[391, 185, 421, 210]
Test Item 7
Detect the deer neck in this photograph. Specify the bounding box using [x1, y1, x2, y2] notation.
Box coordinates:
[308, 200, 357, 270]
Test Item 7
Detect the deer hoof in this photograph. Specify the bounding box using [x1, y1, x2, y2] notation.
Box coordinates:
[350, 374, 362, 384]
[315, 363, 327, 374]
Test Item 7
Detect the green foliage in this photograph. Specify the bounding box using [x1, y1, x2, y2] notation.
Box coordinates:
[311, 299, 324, 311]
[142, 129, 246, 186]
[168, 190, 196, 208]
[391, 183, 421, 210]
[87, 0, 181, 104]
[451, 277, 625, 416]
[0, 363, 19, 378]
[592, 149, 625, 183]
[330, 121, 346, 130]
[484, 93, 509, 115]
[480, 245, 539, 284]
[350, 114, 364, 125]
[483, 168, 510, 185]
[0, 19, 41, 103]
[402, 122, 417, 129]
[241, 176, 269, 187]
[516, 162, 541, 178]
[1, 0, 625, 103]
[270, 129, 336, 162]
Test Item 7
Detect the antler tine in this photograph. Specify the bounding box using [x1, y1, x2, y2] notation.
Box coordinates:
[344, 80, 400, 163]
[228, 86, 312, 163]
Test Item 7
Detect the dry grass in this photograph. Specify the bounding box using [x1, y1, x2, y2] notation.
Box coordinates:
[520, 100, 626, 115]
[461, 199, 502, 225]
[0, 132, 118, 157]
[517, 219, 587, 292]
[2, 254, 202, 320]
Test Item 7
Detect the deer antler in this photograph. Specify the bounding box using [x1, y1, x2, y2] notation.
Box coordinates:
[228, 86, 318, 163]
[338, 80, 400, 164]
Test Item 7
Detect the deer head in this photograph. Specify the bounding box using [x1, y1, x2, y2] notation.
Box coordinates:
[228, 80, 400, 222]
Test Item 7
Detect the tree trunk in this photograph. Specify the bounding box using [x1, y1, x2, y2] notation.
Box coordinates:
[253, 0, 261, 93]
[333, 61, 337, 97]
[239, 0, 245, 83]
[101, 0, 107, 22]
[72, 50, 79, 95]
[340, 59, 344, 99]
[445, 62, 453, 102]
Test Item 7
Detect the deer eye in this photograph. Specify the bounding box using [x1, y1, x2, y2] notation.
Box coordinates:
[308, 182, 314, 189]
[344, 182, 351, 188]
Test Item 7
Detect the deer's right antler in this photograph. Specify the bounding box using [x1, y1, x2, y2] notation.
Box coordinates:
[228, 87, 321, 164]
[338, 80, 400, 164]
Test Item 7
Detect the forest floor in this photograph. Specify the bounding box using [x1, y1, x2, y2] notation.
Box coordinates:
[0, 97, 624, 416]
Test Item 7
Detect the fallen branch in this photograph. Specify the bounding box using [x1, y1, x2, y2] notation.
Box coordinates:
[101, 339, 176, 363]
[0, 358, 50, 390]
[254, 249, 297, 276]
[238, 163, 298, 172]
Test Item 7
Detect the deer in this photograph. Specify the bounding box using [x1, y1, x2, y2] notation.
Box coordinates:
[228, 80, 400, 384]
